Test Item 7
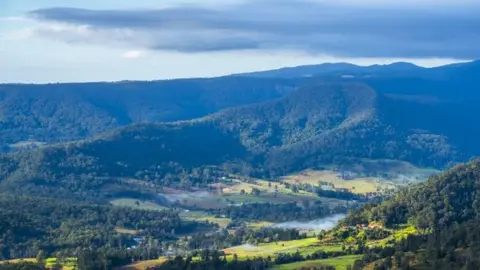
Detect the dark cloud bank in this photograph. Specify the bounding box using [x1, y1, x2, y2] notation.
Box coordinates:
[29, 0, 480, 58]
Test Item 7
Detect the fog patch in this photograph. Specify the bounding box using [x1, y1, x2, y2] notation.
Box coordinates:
[158, 191, 213, 203]
[272, 214, 346, 231]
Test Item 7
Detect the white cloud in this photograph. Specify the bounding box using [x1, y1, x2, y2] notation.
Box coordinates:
[0, 16, 27, 22]
[121, 50, 145, 59]
[0, 28, 34, 40]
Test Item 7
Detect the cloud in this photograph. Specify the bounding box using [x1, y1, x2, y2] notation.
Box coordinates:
[272, 214, 346, 230]
[27, 0, 480, 59]
[0, 16, 27, 22]
[121, 50, 145, 59]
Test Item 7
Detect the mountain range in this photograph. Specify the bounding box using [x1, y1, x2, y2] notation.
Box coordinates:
[0, 77, 298, 150]
[1, 60, 479, 152]
[1, 60, 480, 269]
[0, 60, 480, 199]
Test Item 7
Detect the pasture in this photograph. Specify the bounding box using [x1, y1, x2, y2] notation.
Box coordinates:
[117, 258, 167, 270]
[273, 255, 362, 270]
[281, 170, 394, 194]
[0, 258, 77, 270]
[179, 210, 231, 228]
[222, 237, 343, 259]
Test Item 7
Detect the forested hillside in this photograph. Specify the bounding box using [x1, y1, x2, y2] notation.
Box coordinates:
[0, 82, 474, 200]
[341, 158, 480, 269]
[344, 158, 480, 230]
[0, 77, 297, 150]
[1, 60, 479, 155]
[0, 195, 208, 261]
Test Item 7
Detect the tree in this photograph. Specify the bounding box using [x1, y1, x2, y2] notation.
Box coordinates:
[251, 188, 261, 196]
[36, 250, 46, 265]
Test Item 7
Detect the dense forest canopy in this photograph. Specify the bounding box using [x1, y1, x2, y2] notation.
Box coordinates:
[0, 195, 208, 261]
[338, 157, 480, 269]
[1, 60, 479, 152]
[0, 77, 298, 150]
[1, 61, 480, 269]
[1, 77, 479, 200]
[343, 158, 480, 230]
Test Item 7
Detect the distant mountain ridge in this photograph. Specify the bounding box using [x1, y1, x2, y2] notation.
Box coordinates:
[0, 81, 475, 200]
[0, 60, 480, 200]
[234, 60, 478, 79]
[0, 77, 298, 150]
[1, 60, 479, 152]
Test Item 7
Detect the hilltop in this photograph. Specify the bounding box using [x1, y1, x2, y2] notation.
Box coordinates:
[0, 77, 297, 151]
[1, 60, 480, 154]
[0, 82, 472, 200]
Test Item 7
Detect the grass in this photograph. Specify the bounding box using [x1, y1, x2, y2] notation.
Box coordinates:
[214, 178, 344, 207]
[180, 210, 232, 228]
[1, 258, 77, 270]
[393, 224, 418, 241]
[222, 179, 318, 198]
[281, 170, 394, 194]
[246, 221, 274, 229]
[45, 258, 76, 269]
[370, 224, 419, 247]
[109, 198, 168, 211]
[154, 176, 345, 211]
[115, 227, 141, 235]
[273, 255, 362, 270]
[0, 258, 36, 264]
[117, 257, 167, 270]
[223, 237, 343, 260]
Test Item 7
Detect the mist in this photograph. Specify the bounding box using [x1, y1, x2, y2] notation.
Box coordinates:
[272, 214, 346, 230]
[158, 191, 213, 203]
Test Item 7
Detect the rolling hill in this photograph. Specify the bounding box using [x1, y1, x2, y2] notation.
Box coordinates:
[0, 81, 475, 200]
[0, 77, 298, 150]
[1, 60, 479, 154]
[340, 157, 480, 269]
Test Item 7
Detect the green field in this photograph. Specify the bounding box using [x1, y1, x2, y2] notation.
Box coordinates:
[281, 170, 392, 194]
[273, 255, 362, 270]
[158, 177, 343, 211]
[245, 220, 274, 229]
[0, 258, 77, 269]
[109, 198, 168, 211]
[221, 179, 317, 198]
[179, 210, 232, 228]
[118, 258, 167, 270]
[223, 237, 343, 259]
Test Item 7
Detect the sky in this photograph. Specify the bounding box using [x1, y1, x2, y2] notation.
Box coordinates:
[1, 0, 479, 83]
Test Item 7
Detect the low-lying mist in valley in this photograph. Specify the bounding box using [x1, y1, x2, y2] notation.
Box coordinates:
[271, 214, 346, 231]
[159, 191, 213, 203]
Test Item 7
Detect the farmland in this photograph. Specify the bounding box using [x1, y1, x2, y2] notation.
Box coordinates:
[179, 210, 231, 228]
[222, 237, 343, 259]
[0, 258, 77, 269]
[273, 255, 362, 270]
[281, 170, 395, 194]
[117, 258, 167, 270]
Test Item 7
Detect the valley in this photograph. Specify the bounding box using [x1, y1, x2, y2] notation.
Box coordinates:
[1, 60, 480, 270]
